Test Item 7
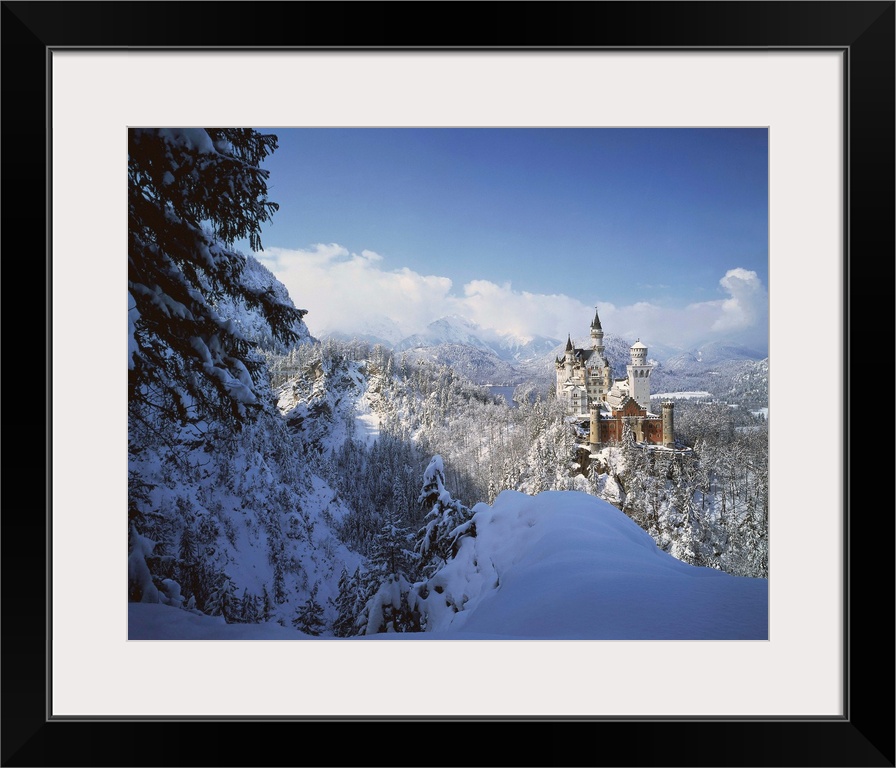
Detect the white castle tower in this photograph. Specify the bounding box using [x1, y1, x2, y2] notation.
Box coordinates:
[586, 308, 610, 404]
[590, 307, 604, 353]
[627, 339, 652, 410]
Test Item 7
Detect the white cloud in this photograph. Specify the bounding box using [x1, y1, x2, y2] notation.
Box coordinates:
[671, 267, 770, 350]
[257, 245, 455, 336]
[608, 301, 666, 342]
[711, 267, 768, 332]
[459, 280, 592, 341]
[257, 245, 768, 353]
[604, 269, 769, 352]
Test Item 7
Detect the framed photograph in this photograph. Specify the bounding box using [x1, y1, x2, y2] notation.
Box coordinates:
[7, 1, 893, 765]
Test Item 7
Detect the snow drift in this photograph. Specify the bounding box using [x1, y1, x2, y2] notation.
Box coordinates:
[130, 489, 767, 640]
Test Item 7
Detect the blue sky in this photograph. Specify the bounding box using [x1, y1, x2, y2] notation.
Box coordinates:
[241, 128, 768, 354]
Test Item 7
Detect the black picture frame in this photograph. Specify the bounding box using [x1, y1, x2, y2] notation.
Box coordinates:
[4, 2, 893, 766]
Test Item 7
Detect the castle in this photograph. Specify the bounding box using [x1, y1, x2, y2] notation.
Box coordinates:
[555, 308, 675, 452]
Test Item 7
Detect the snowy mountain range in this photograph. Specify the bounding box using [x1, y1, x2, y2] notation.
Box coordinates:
[326, 314, 559, 364]
[318, 314, 769, 411]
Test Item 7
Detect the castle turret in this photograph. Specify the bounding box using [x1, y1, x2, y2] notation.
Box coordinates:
[589, 402, 600, 454]
[565, 335, 574, 376]
[590, 307, 605, 354]
[630, 339, 647, 366]
[627, 339, 652, 410]
[662, 401, 675, 448]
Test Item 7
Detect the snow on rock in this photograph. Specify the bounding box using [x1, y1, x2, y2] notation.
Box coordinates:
[277, 357, 381, 452]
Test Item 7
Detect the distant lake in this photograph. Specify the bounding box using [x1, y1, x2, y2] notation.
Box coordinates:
[488, 385, 519, 408]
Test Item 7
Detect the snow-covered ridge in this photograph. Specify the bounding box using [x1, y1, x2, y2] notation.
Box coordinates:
[130, 489, 767, 640]
[276, 355, 383, 452]
[213, 253, 315, 353]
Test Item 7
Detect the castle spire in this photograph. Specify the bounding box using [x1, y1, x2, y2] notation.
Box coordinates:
[590, 306, 605, 353]
[565, 335, 573, 352]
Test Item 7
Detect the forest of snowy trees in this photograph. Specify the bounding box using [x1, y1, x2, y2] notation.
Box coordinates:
[128, 128, 768, 638]
[269, 338, 769, 586]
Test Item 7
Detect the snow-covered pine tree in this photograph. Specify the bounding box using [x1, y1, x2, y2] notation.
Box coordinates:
[414, 455, 476, 578]
[621, 419, 636, 447]
[272, 559, 288, 605]
[240, 589, 261, 624]
[178, 522, 197, 563]
[355, 509, 421, 635]
[204, 573, 239, 623]
[261, 584, 274, 622]
[128, 524, 160, 603]
[128, 128, 305, 428]
[173, 524, 204, 609]
[292, 590, 326, 636]
[332, 567, 364, 638]
[127, 470, 153, 530]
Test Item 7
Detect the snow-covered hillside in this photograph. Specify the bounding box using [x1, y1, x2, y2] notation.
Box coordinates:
[128, 399, 364, 630]
[213, 253, 315, 352]
[130, 321, 769, 633]
[652, 355, 769, 409]
[130, 488, 767, 640]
